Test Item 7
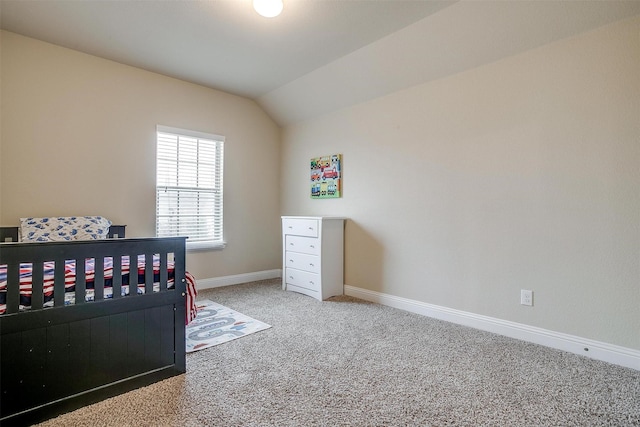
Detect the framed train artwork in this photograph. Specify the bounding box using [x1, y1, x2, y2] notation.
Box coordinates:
[310, 154, 341, 198]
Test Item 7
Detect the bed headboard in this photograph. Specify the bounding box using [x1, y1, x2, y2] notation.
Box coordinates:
[107, 225, 127, 239]
[0, 227, 19, 243]
[0, 225, 126, 242]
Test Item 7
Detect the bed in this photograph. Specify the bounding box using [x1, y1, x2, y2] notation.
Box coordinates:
[0, 218, 195, 426]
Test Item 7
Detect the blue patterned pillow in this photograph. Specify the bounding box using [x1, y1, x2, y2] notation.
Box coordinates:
[20, 216, 112, 242]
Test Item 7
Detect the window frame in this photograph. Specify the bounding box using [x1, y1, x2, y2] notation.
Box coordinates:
[155, 125, 225, 251]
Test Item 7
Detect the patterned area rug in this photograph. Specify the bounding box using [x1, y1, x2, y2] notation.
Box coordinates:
[186, 299, 271, 353]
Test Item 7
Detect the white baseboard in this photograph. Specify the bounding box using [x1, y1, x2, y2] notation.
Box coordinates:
[344, 284, 640, 371]
[198, 269, 282, 290]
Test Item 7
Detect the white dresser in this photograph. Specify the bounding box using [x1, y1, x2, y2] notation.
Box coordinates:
[281, 216, 345, 301]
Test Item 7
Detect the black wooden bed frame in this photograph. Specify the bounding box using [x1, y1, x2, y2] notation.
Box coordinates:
[0, 225, 187, 426]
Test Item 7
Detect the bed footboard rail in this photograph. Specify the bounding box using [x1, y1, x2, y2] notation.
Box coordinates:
[1, 237, 185, 314]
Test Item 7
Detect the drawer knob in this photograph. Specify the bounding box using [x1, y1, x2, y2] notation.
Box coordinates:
[309, 281, 314, 285]
[289, 259, 294, 263]
[289, 243, 294, 246]
[310, 245, 315, 248]
[309, 263, 314, 267]
[308, 227, 313, 230]
[289, 276, 294, 279]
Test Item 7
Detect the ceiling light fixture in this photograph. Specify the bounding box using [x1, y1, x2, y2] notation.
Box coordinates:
[253, 0, 283, 18]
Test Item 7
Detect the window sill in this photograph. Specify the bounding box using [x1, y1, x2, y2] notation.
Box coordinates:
[186, 240, 226, 252]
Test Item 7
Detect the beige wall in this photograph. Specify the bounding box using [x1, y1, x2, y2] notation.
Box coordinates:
[2, 16, 638, 351]
[281, 17, 640, 349]
[0, 30, 3, 221]
[0, 31, 282, 280]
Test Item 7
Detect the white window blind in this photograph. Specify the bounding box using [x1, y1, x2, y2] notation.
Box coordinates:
[156, 125, 225, 249]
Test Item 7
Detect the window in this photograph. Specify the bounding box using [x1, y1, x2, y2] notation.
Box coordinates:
[156, 125, 225, 250]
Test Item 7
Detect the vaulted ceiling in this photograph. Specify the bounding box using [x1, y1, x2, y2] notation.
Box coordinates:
[2, 0, 639, 126]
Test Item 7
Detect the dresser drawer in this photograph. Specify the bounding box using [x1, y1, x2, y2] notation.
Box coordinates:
[285, 268, 320, 292]
[285, 283, 320, 300]
[285, 235, 321, 256]
[282, 218, 318, 237]
[285, 251, 320, 274]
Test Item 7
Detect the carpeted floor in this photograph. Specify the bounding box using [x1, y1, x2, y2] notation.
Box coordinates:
[38, 279, 639, 426]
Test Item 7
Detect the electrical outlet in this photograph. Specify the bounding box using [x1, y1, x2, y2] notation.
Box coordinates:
[521, 289, 533, 306]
